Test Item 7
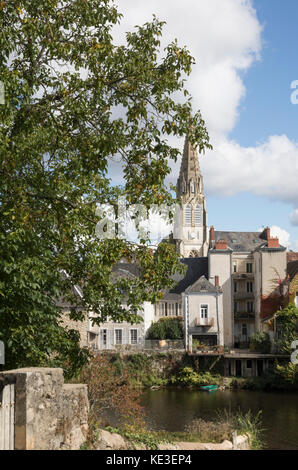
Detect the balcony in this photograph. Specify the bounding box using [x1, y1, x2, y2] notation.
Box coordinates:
[232, 272, 254, 280]
[233, 292, 254, 300]
[195, 317, 215, 327]
[234, 312, 255, 320]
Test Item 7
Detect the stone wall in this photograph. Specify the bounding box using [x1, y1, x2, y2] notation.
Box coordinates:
[0, 367, 89, 450]
[61, 310, 89, 348]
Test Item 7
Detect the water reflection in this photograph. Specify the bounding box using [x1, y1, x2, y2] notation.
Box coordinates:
[140, 389, 298, 450]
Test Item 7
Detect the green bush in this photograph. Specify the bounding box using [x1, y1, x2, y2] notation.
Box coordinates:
[250, 332, 271, 353]
[146, 317, 184, 340]
[171, 366, 220, 386]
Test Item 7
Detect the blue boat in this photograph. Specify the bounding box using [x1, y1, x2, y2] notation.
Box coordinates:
[200, 384, 218, 392]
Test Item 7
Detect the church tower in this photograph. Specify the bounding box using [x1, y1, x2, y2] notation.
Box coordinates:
[173, 136, 209, 257]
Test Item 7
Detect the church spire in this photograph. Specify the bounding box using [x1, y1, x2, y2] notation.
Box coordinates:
[177, 136, 204, 199]
[174, 135, 209, 258]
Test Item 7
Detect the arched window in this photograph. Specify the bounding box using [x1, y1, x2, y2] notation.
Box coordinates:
[195, 205, 201, 226]
[189, 250, 199, 258]
[184, 204, 192, 226]
[190, 181, 195, 193]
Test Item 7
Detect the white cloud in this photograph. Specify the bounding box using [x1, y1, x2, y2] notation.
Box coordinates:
[270, 225, 291, 249]
[111, 1, 297, 228]
[200, 135, 298, 205]
[290, 209, 298, 226]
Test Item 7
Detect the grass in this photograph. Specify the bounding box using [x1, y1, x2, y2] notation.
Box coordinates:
[104, 409, 264, 450]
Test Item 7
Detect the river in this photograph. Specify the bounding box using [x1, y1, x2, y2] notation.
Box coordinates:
[140, 388, 298, 450]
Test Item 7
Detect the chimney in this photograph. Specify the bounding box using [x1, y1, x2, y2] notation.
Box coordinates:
[215, 239, 227, 250]
[268, 237, 279, 248]
[263, 227, 270, 240]
[215, 275, 219, 287]
[210, 226, 215, 242]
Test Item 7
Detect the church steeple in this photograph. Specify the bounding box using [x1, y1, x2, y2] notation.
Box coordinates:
[177, 136, 204, 199]
[174, 136, 209, 258]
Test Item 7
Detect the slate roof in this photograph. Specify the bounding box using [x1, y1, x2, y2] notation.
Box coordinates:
[214, 231, 266, 252]
[185, 275, 220, 294]
[163, 257, 208, 300]
[214, 231, 286, 253]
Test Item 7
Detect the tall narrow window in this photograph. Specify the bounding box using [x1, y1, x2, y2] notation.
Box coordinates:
[246, 263, 253, 273]
[100, 329, 107, 347]
[247, 282, 253, 293]
[195, 205, 201, 226]
[247, 302, 254, 313]
[130, 329, 138, 345]
[233, 261, 237, 273]
[115, 329, 122, 345]
[200, 304, 208, 319]
[234, 282, 237, 293]
[185, 204, 192, 226]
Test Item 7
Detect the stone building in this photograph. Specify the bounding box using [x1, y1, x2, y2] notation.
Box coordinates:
[60, 136, 289, 358]
[166, 136, 288, 350]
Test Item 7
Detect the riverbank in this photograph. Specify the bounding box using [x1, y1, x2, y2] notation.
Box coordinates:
[92, 427, 251, 450]
[102, 350, 298, 391]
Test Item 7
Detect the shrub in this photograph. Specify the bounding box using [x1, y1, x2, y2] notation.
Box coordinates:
[146, 317, 183, 340]
[171, 366, 220, 386]
[250, 332, 271, 353]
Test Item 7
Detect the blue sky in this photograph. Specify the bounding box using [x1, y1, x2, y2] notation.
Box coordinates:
[208, 0, 298, 245]
[114, 0, 298, 249]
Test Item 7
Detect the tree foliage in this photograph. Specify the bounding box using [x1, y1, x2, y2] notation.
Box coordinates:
[146, 316, 184, 340]
[0, 0, 210, 373]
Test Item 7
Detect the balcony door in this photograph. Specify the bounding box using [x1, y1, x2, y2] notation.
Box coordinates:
[200, 304, 209, 326]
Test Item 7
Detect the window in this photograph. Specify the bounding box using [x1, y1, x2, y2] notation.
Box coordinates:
[130, 329, 138, 345]
[168, 302, 176, 316]
[233, 261, 237, 273]
[194, 205, 201, 226]
[246, 263, 253, 273]
[247, 301, 254, 313]
[242, 324, 247, 336]
[115, 329, 122, 345]
[200, 304, 208, 319]
[89, 332, 98, 349]
[158, 302, 166, 317]
[177, 303, 182, 316]
[234, 282, 237, 293]
[247, 360, 252, 369]
[247, 282, 253, 293]
[189, 250, 199, 258]
[100, 329, 107, 347]
[234, 302, 238, 314]
[190, 181, 195, 193]
[185, 205, 192, 226]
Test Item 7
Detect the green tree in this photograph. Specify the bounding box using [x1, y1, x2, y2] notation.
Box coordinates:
[274, 304, 298, 385]
[0, 0, 210, 374]
[146, 317, 183, 340]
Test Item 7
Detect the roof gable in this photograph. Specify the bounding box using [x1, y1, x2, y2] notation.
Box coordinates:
[185, 275, 218, 294]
